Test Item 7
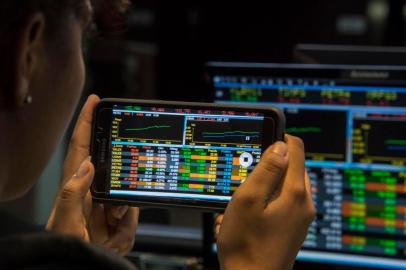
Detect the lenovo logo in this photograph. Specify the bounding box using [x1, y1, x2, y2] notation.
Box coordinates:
[350, 70, 389, 79]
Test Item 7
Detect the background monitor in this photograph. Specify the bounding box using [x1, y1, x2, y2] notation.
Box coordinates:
[204, 62, 406, 270]
[294, 44, 406, 66]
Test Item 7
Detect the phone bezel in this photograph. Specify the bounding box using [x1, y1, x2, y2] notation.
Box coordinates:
[91, 98, 285, 211]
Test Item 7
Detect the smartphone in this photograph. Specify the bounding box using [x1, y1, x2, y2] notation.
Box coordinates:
[91, 98, 285, 210]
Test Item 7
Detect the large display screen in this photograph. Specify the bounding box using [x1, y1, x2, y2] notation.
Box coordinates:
[207, 62, 406, 269]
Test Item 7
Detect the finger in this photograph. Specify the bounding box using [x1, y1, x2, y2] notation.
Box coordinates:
[237, 141, 289, 204]
[88, 203, 110, 245]
[110, 205, 130, 220]
[104, 207, 139, 255]
[214, 214, 224, 226]
[304, 170, 312, 198]
[282, 135, 306, 194]
[304, 170, 315, 216]
[47, 159, 94, 237]
[214, 214, 224, 238]
[58, 159, 94, 209]
[105, 205, 129, 227]
[104, 204, 118, 227]
[62, 94, 100, 185]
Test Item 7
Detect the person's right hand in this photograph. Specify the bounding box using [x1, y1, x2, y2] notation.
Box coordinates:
[217, 135, 315, 270]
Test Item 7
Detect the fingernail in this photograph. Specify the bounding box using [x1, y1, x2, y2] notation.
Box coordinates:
[74, 159, 90, 178]
[117, 205, 129, 219]
[272, 141, 288, 157]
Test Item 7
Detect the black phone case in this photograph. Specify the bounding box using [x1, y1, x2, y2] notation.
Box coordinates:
[90, 98, 285, 211]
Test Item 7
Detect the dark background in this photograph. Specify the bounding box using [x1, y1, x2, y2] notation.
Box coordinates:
[87, 0, 406, 102]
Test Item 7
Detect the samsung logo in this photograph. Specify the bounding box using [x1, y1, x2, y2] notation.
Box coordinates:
[350, 70, 389, 79]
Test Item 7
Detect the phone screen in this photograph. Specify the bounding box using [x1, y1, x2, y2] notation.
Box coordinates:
[96, 102, 277, 206]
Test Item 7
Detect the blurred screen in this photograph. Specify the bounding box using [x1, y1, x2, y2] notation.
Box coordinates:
[206, 62, 406, 269]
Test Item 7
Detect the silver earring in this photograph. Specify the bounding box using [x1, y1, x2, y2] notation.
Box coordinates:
[24, 94, 32, 104]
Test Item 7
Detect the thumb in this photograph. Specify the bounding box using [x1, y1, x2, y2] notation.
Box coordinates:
[58, 158, 94, 204]
[239, 141, 289, 202]
[48, 158, 94, 234]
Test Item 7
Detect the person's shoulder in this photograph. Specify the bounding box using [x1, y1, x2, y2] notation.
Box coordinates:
[0, 232, 137, 270]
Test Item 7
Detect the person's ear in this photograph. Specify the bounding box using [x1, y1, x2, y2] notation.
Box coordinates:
[5, 13, 45, 108]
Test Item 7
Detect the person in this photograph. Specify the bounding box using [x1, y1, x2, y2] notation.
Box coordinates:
[0, 0, 315, 269]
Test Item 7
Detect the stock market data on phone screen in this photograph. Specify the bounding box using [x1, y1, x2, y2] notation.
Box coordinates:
[108, 105, 273, 201]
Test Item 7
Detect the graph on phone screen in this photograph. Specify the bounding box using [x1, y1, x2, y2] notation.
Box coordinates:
[185, 117, 262, 146]
[115, 112, 184, 143]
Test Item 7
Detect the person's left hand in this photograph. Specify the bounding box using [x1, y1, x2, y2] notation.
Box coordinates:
[46, 94, 139, 256]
